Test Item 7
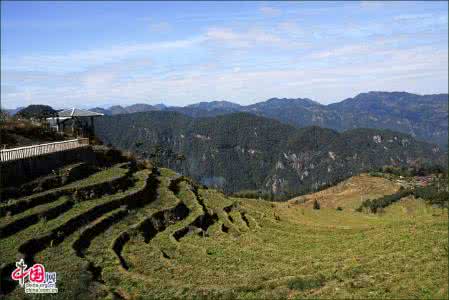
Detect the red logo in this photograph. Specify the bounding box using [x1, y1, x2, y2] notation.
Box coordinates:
[11, 259, 46, 287]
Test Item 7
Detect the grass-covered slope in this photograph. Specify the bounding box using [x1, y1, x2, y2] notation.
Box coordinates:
[289, 173, 401, 210]
[0, 164, 447, 299]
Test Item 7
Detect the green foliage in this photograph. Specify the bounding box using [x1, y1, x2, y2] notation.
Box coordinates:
[287, 275, 325, 291]
[358, 176, 449, 213]
[147, 144, 186, 169]
[414, 176, 449, 207]
[375, 164, 447, 177]
[358, 188, 413, 213]
[231, 190, 272, 200]
[95, 111, 446, 197]
[162, 92, 448, 146]
[16, 104, 57, 119]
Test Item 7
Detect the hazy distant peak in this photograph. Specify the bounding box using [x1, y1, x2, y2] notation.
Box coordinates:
[153, 103, 167, 110]
[187, 101, 242, 111]
[254, 97, 321, 108]
[109, 105, 125, 109]
[352, 91, 419, 100]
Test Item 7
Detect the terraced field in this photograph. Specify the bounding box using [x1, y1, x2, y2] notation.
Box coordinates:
[0, 164, 447, 299]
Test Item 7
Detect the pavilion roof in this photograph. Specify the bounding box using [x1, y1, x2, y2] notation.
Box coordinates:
[57, 108, 104, 118]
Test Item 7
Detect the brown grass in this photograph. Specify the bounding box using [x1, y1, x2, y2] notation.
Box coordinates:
[289, 173, 401, 210]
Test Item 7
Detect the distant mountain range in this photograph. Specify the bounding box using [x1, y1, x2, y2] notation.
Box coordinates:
[4, 92, 447, 146]
[88, 92, 448, 146]
[2, 107, 25, 116]
[95, 111, 447, 198]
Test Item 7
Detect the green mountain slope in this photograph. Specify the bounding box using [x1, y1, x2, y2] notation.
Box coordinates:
[95, 112, 446, 198]
[89, 91, 448, 146]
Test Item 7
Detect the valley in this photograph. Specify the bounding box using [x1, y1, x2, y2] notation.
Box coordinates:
[95, 111, 447, 198]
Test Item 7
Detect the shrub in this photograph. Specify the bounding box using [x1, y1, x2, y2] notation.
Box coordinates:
[287, 275, 325, 291]
[414, 180, 449, 208]
[357, 189, 413, 213]
[232, 190, 272, 200]
[336, 206, 343, 211]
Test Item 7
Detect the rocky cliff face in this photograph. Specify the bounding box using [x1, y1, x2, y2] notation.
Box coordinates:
[95, 112, 446, 199]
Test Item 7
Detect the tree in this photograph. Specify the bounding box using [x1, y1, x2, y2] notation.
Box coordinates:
[149, 144, 164, 167]
[0, 110, 9, 122]
[16, 105, 57, 120]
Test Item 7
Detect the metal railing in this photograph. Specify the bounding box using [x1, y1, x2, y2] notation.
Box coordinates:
[1, 138, 89, 162]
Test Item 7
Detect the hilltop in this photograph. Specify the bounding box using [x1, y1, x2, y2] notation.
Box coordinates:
[289, 173, 401, 210]
[95, 111, 446, 199]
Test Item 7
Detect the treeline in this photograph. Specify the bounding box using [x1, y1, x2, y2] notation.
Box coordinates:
[356, 188, 413, 213]
[357, 177, 448, 213]
[232, 190, 273, 201]
[370, 164, 447, 177]
[414, 184, 449, 208]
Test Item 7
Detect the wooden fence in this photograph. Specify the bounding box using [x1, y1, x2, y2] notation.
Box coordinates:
[1, 138, 89, 162]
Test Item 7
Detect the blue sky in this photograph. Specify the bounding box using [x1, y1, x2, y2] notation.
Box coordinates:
[1, 1, 448, 109]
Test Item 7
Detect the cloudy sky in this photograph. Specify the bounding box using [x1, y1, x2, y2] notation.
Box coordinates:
[1, 1, 448, 109]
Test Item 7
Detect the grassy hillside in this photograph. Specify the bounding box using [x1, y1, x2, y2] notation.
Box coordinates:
[0, 161, 447, 299]
[289, 173, 401, 210]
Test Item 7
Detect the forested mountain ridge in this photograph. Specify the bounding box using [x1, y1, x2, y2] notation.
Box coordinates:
[89, 92, 448, 146]
[327, 92, 448, 147]
[95, 111, 446, 199]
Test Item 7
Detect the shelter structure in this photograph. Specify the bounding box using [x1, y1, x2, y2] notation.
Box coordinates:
[47, 108, 103, 137]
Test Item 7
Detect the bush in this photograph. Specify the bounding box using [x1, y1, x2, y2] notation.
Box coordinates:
[287, 275, 325, 291]
[232, 190, 272, 200]
[336, 206, 343, 211]
[358, 175, 449, 213]
[414, 179, 449, 208]
[357, 189, 412, 213]
[313, 200, 320, 210]
[378, 164, 447, 177]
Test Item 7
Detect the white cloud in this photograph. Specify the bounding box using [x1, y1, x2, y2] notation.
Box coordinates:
[3, 36, 205, 72]
[205, 27, 297, 49]
[3, 41, 446, 108]
[2, 5, 447, 108]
